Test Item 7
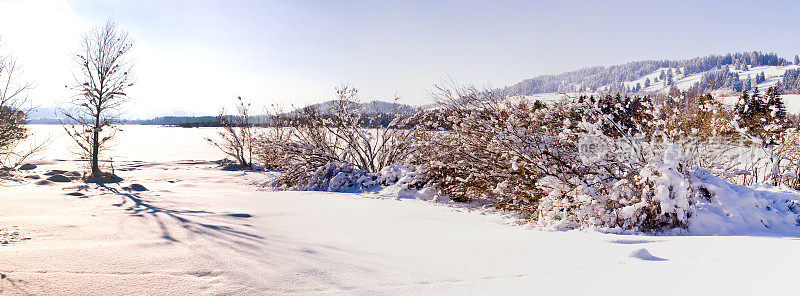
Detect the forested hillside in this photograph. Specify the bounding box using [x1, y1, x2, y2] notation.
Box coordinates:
[504, 51, 800, 95]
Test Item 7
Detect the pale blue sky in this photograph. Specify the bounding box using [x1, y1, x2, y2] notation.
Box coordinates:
[1, 0, 799, 118]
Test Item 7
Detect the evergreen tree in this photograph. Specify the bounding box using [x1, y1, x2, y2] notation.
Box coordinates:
[735, 87, 769, 137]
[795, 55, 799, 65]
[667, 70, 674, 85]
[751, 86, 763, 111]
[744, 75, 752, 91]
[755, 71, 766, 84]
[734, 89, 751, 123]
[732, 75, 743, 92]
[762, 86, 788, 183]
[765, 86, 788, 128]
[780, 69, 800, 93]
[595, 94, 653, 138]
[645, 78, 651, 87]
[734, 88, 764, 141]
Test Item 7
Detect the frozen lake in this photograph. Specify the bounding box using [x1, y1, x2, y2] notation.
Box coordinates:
[26, 125, 226, 162]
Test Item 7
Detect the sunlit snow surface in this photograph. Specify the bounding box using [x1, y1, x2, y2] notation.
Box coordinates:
[1, 125, 800, 295]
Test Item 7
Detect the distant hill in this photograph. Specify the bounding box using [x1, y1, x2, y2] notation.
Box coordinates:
[293, 100, 417, 115]
[23, 100, 420, 126]
[26, 107, 60, 120]
[126, 116, 220, 126]
[503, 51, 800, 95]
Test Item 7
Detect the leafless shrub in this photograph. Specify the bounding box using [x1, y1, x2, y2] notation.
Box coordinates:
[208, 96, 255, 169]
[650, 93, 751, 176]
[60, 19, 134, 179]
[411, 85, 546, 214]
[257, 85, 419, 189]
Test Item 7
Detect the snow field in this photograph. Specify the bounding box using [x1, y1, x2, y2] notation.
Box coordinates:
[1, 125, 800, 295]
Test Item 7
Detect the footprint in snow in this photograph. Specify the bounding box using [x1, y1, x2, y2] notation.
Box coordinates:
[630, 248, 667, 261]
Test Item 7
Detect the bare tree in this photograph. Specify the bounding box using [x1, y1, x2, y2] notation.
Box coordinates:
[208, 96, 255, 169]
[0, 39, 37, 169]
[61, 19, 134, 178]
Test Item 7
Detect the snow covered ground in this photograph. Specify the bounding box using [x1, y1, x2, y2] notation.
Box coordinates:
[2, 125, 800, 295]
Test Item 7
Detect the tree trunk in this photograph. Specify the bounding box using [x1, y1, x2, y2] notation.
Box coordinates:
[91, 120, 100, 176]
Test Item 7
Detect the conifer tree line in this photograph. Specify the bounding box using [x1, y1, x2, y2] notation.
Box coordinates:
[734, 86, 789, 141]
[779, 69, 800, 93]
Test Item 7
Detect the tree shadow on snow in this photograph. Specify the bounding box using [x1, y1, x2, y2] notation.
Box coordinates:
[0, 272, 43, 295]
[101, 185, 267, 255]
[99, 184, 382, 290]
[103, 186, 389, 292]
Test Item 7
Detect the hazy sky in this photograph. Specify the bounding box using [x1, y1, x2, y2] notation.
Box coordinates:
[1, 0, 799, 118]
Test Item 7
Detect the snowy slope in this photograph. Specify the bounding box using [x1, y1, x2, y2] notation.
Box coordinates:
[621, 65, 800, 93]
[690, 171, 800, 235]
[504, 52, 800, 101]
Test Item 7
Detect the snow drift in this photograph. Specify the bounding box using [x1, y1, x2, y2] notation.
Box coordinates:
[689, 170, 800, 235]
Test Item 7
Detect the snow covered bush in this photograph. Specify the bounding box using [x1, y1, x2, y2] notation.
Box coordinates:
[648, 93, 752, 179]
[414, 84, 759, 232]
[251, 81, 800, 234]
[292, 161, 368, 192]
[527, 95, 708, 232]
[208, 96, 257, 169]
[256, 85, 422, 190]
[411, 84, 556, 216]
[537, 146, 696, 232]
[412, 85, 652, 218]
[279, 162, 432, 195]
